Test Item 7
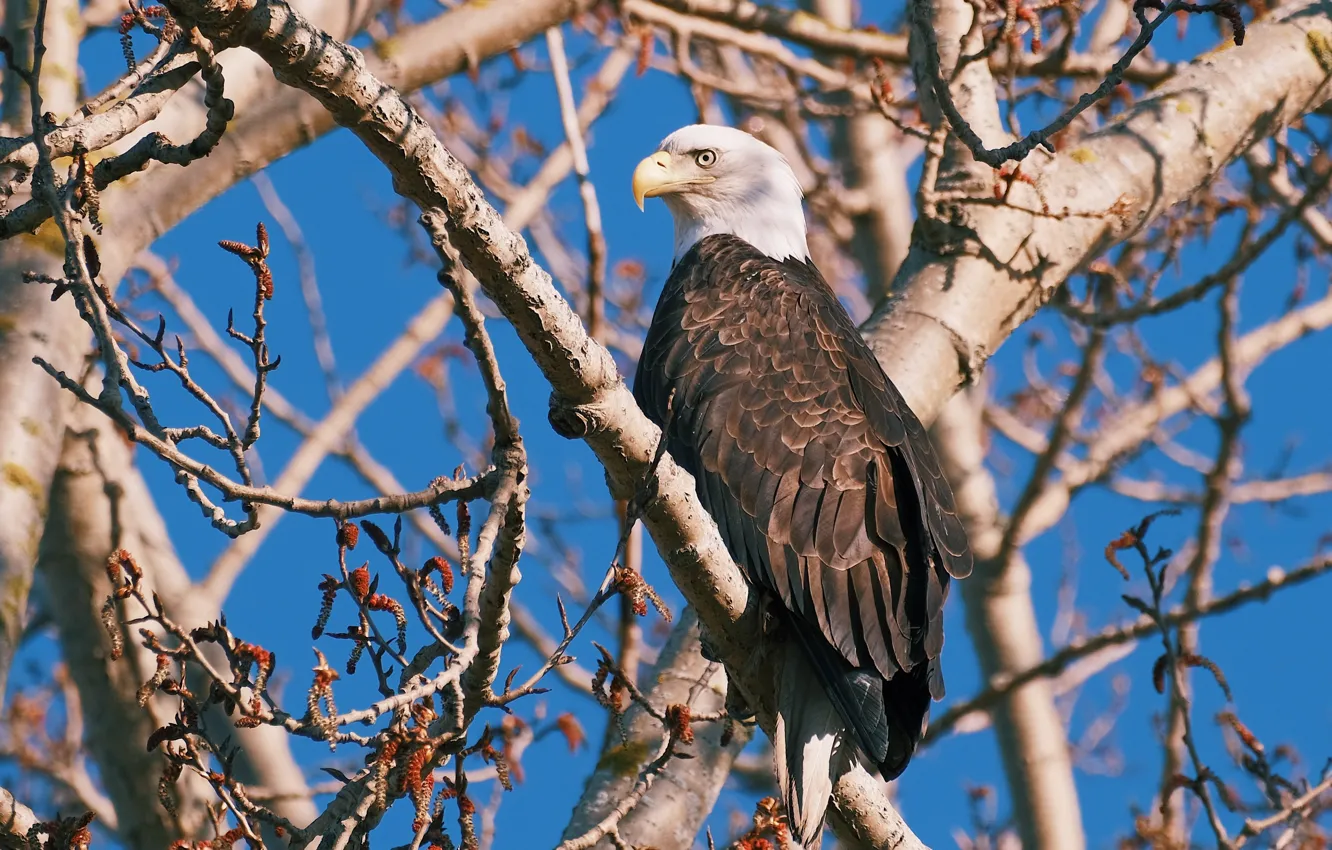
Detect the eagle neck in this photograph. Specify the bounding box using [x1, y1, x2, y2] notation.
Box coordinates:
[670, 205, 810, 264]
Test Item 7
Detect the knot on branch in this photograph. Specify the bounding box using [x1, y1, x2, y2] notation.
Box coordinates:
[547, 393, 609, 440]
[491, 442, 527, 481]
[161, 0, 255, 50]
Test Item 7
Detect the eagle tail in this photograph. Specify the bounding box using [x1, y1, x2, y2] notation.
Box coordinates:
[878, 660, 935, 780]
[774, 640, 846, 850]
[779, 611, 933, 784]
[783, 614, 889, 756]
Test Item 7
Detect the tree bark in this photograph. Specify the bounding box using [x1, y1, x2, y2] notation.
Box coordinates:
[932, 389, 1086, 849]
[8, 0, 1332, 844]
[558, 1, 1332, 842]
[559, 609, 753, 848]
[0, 0, 373, 710]
[806, 0, 914, 304]
[869, 0, 1332, 424]
[0, 0, 81, 706]
[39, 403, 320, 846]
[40, 403, 215, 846]
[0, 785, 38, 848]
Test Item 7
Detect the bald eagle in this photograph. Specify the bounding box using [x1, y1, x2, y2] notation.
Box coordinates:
[629, 124, 972, 847]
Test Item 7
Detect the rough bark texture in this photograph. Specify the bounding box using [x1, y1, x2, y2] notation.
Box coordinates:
[902, 0, 1088, 835]
[5, 0, 1331, 843]
[869, 0, 1332, 423]
[559, 609, 752, 848]
[0, 0, 610, 842]
[138, 0, 926, 841]
[0, 0, 595, 837]
[559, 0, 1332, 842]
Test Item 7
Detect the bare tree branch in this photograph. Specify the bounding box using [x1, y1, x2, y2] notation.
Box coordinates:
[559, 610, 752, 849]
[929, 554, 1332, 741]
[932, 386, 1087, 849]
[864, 0, 1332, 425]
[0, 784, 39, 845]
[40, 402, 320, 844]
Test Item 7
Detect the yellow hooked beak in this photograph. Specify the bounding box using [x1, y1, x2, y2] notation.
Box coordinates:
[631, 151, 714, 210]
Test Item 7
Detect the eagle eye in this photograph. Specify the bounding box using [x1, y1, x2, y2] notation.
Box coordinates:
[694, 149, 717, 168]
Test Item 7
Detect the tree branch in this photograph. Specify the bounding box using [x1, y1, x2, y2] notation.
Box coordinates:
[931, 388, 1086, 849]
[864, 0, 1332, 425]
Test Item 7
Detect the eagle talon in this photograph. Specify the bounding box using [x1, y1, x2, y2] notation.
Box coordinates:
[724, 671, 755, 723]
[761, 598, 787, 639]
[698, 631, 722, 663]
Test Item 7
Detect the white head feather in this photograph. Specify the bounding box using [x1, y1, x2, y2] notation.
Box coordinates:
[632, 124, 810, 263]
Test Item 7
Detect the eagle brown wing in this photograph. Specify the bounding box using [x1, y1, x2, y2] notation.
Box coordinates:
[632, 234, 971, 775]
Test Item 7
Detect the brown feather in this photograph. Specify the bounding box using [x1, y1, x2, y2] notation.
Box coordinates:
[632, 233, 973, 788]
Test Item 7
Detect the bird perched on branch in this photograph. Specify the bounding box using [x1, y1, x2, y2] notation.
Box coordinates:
[630, 124, 973, 848]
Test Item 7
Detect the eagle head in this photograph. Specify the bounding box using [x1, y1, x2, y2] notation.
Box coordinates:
[632, 124, 810, 264]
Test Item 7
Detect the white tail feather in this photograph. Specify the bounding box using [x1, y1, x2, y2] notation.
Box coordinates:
[774, 642, 848, 850]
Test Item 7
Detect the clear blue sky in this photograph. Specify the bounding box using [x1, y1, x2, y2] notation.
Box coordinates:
[11, 4, 1332, 848]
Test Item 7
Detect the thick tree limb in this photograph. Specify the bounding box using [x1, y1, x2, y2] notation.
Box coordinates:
[40, 402, 217, 845]
[905, 2, 1086, 846]
[0, 0, 387, 716]
[558, 610, 752, 848]
[0, 0, 596, 726]
[0, 0, 400, 832]
[865, 0, 1332, 424]
[0, 0, 83, 708]
[1, 0, 1324, 845]
[0, 785, 38, 847]
[141, 0, 919, 843]
[932, 389, 1086, 850]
